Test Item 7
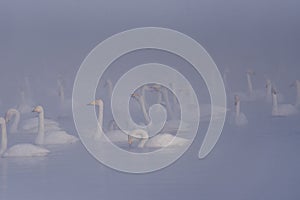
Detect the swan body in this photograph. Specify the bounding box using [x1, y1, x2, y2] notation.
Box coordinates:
[32, 106, 78, 145]
[0, 117, 49, 157]
[272, 89, 298, 117]
[230, 95, 248, 126]
[128, 129, 189, 148]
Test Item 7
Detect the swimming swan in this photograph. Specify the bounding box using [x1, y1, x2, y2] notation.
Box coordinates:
[0, 117, 49, 157]
[32, 106, 78, 145]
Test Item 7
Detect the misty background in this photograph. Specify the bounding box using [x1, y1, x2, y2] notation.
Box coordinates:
[0, 0, 300, 200]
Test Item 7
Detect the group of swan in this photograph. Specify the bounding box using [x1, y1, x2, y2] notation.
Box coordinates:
[0, 106, 78, 158]
[225, 69, 299, 126]
[87, 99, 189, 148]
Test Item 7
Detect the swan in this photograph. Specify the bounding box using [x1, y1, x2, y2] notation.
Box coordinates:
[272, 88, 298, 117]
[87, 99, 130, 143]
[230, 95, 248, 126]
[17, 77, 35, 114]
[0, 117, 49, 157]
[234, 70, 265, 101]
[5, 108, 60, 134]
[57, 77, 72, 117]
[131, 92, 191, 133]
[128, 129, 189, 148]
[290, 80, 300, 107]
[265, 79, 284, 103]
[32, 106, 78, 145]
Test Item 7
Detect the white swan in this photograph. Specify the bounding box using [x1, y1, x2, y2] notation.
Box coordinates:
[265, 79, 284, 103]
[0, 117, 49, 157]
[5, 108, 60, 134]
[131, 92, 191, 133]
[272, 88, 298, 117]
[87, 99, 129, 143]
[128, 129, 189, 148]
[17, 77, 34, 114]
[235, 70, 265, 101]
[32, 106, 78, 145]
[230, 95, 248, 126]
[57, 77, 72, 117]
[291, 80, 300, 107]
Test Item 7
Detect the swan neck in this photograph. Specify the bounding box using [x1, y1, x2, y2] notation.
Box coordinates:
[235, 101, 240, 117]
[58, 83, 65, 105]
[36, 111, 45, 145]
[272, 93, 279, 114]
[139, 95, 150, 123]
[296, 81, 300, 106]
[0, 122, 7, 155]
[162, 88, 174, 119]
[10, 109, 20, 133]
[97, 103, 104, 133]
[108, 80, 113, 99]
[131, 130, 148, 148]
[247, 73, 253, 95]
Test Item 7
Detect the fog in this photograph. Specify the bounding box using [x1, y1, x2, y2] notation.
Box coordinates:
[0, 0, 300, 199]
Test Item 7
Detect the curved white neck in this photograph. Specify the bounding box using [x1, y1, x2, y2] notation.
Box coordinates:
[272, 93, 279, 114]
[107, 80, 113, 99]
[162, 88, 174, 120]
[35, 111, 45, 145]
[266, 81, 272, 98]
[0, 122, 7, 155]
[247, 73, 253, 95]
[235, 101, 240, 118]
[131, 129, 149, 148]
[8, 109, 20, 134]
[296, 81, 300, 106]
[97, 103, 104, 133]
[139, 96, 150, 123]
[58, 83, 65, 106]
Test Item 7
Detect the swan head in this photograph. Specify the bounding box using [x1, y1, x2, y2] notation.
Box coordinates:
[131, 93, 140, 100]
[87, 99, 103, 107]
[149, 84, 161, 91]
[32, 106, 44, 113]
[104, 79, 112, 87]
[246, 70, 255, 75]
[5, 109, 18, 123]
[271, 87, 277, 95]
[266, 79, 271, 88]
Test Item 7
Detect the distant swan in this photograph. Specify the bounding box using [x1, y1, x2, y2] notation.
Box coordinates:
[5, 108, 60, 134]
[0, 117, 49, 157]
[32, 106, 78, 145]
[291, 80, 300, 107]
[131, 92, 190, 133]
[235, 70, 265, 101]
[128, 129, 189, 148]
[87, 99, 129, 143]
[230, 95, 248, 126]
[272, 88, 298, 117]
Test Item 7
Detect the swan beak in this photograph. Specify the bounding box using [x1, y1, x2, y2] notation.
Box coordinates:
[131, 93, 139, 98]
[87, 101, 96, 106]
[32, 108, 37, 112]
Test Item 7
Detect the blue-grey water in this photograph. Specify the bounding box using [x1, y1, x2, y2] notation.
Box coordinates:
[1, 0, 300, 199]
